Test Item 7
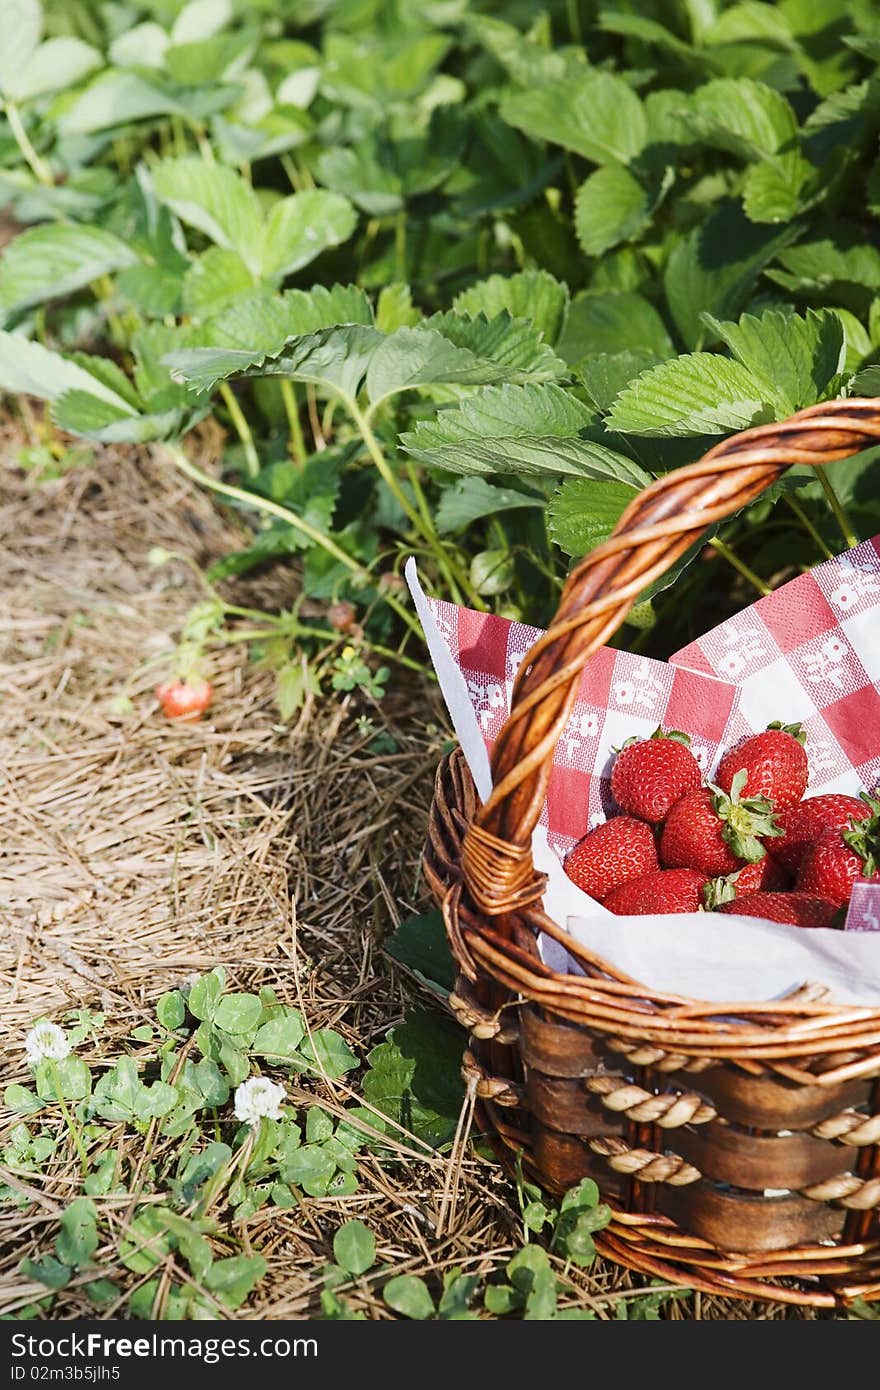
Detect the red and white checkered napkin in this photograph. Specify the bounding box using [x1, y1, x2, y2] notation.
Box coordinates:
[846, 882, 880, 932]
[419, 595, 742, 862]
[671, 536, 880, 798]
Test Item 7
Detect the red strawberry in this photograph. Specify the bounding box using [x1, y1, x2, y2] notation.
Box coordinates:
[715, 723, 808, 809]
[718, 891, 839, 928]
[796, 801, 880, 906]
[564, 817, 658, 902]
[155, 678, 213, 722]
[705, 856, 790, 907]
[660, 777, 781, 875]
[604, 868, 710, 916]
[771, 794, 868, 874]
[610, 728, 702, 823]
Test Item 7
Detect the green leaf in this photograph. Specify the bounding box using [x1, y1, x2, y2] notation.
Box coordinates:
[260, 190, 357, 281]
[607, 353, 773, 435]
[574, 165, 654, 258]
[453, 270, 569, 346]
[766, 226, 880, 311]
[187, 968, 225, 1022]
[9, 37, 101, 103]
[251, 1009, 306, 1060]
[109, 22, 169, 70]
[850, 366, 880, 396]
[157, 991, 186, 1031]
[182, 248, 256, 317]
[501, 71, 647, 165]
[664, 202, 800, 349]
[435, 478, 542, 536]
[204, 1254, 266, 1310]
[297, 1029, 358, 1079]
[4, 1084, 43, 1115]
[403, 382, 647, 484]
[212, 993, 263, 1039]
[282, 1143, 336, 1195]
[165, 324, 383, 400]
[548, 478, 640, 557]
[384, 1274, 435, 1320]
[60, 72, 190, 137]
[151, 159, 264, 277]
[333, 1220, 376, 1277]
[51, 391, 170, 445]
[0, 334, 137, 412]
[470, 548, 515, 596]
[362, 1011, 464, 1149]
[375, 283, 420, 333]
[56, 1198, 98, 1268]
[0, 0, 41, 98]
[21, 1256, 72, 1291]
[701, 307, 846, 412]
[559, 292, 674, 366]
[36, 1056, 92, 1102]
[579, 350, 662, 414]
[688, 78, 799, 161]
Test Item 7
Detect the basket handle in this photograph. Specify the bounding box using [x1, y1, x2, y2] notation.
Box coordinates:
[461, 398, 880, 918]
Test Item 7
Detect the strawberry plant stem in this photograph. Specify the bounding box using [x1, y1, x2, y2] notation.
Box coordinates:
[4, 101, 53, 186]
[219, 383, 260, 478]
[784, 495, 834, 560]
[280, 379, 306, 464]
[708, 537, 771, 596]
[817, 469, 858, 550]
[162, 443, 425, 642]
[356, 406, 487, 609]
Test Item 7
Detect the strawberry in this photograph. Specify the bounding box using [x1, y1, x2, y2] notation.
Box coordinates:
[564, 817, 658, 902]
[770, 794, 868, 874]
[155, 678, 213, 722]
[704, 856, 789, 908]
[660, 773, 782, 875]
[718, 891, 839, 928]
[604, 868, 709, 916]
[715, 722, 808, 809]
[796, 798, 880, 907]
[610, 727, 702, 822]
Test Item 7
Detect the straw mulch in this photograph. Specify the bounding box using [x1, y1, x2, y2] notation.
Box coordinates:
[0, 440, 826, 1319]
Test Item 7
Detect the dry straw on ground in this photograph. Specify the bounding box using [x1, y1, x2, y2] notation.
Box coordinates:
[0, 443, 823, 1319]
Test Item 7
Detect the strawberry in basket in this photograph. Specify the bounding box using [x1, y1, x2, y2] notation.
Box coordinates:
[563, 723, 879, 927]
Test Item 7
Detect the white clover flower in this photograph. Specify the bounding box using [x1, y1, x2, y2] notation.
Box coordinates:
[25, 1021, 70, 1065]
[233, 1076, 286, 1126]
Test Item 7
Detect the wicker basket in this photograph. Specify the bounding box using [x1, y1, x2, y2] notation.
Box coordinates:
[424, 399, 880, 1308]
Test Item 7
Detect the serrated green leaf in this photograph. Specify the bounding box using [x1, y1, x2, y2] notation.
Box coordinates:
[701, 307, 846, 413]
[435, 478, 542, 535]
[850, 365, 880, 396]
[579, 350, 662, 413]
[0, 333, 136, 411]
[607, 353, 773, 435]
[742, 157, 812, 223]
[767, 227, 880, 310]
[60, 72, 189, 136]
[152, 159, 264, 276]
[559, 292, 674, 366]
[424, 310, 566, 379]
[182, 248, 256, 317]
[260, 190, 356, 281]
[165, 324, 383, 401]
[689, 78, 799, 160]
[453, 270, 569, 346]
[664, 201, 800, 349]
[0, 224, 139, 320]
[403, 382, 646, 483]
[375, 283, 420, 332]
[547, 477, 640, 557]
[574, 165, 653, 258]
[501, 71, 646, 166]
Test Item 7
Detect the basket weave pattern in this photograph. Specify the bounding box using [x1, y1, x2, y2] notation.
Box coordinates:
[424, 400, 880, 1306]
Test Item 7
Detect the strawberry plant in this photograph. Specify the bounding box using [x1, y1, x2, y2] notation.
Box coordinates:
[2, 0, 880, 705]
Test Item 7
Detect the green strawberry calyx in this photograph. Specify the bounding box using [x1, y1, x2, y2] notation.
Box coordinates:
[618, 726, 692, 751]
[766, 720, 807, 746]
[702, 875, 738, 910]
[841, 793, 880, 877]
[709, 770, 783, 864]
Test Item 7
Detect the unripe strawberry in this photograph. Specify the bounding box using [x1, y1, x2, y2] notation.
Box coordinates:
[564, 817, 658, 902]
[604, 868, 710, 916]
[771, 794, 868, 874]
[718, 891, 839, 928]
[796, 800, 880, 906]
[715, 723, 808, 809]
[610, 728, 702, 823]
[660, 773, 782, 875]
